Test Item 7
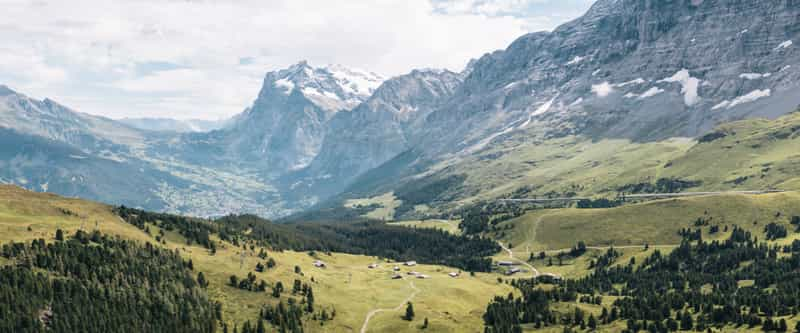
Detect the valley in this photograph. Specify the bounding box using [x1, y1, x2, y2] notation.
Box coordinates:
[4, 182, 800, 332]
[3, 0, 800, 332]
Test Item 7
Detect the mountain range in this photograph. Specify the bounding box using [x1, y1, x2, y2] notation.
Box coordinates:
[2, 0, 800, 219]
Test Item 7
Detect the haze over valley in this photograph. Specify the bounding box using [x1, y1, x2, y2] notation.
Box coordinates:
[3, 1, 800, 332]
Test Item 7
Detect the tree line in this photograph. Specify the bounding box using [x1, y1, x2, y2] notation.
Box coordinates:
[484, 226, 800, 332]
[0, 230, 220, 332]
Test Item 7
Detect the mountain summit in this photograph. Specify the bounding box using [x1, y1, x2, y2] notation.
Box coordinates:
[418, 0, 800, 156]
[221, 61, 385, 172]
[3, 0, 800, 219]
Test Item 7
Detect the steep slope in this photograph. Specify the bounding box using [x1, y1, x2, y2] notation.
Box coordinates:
[321, 0, 800, 218]
[288, 69, 463, 201]
[0, 85, 147, 154]
[337, 111, 800, 220]
[0, 86, 284, 217]
[0, 127, 182, 209]
[419, 0, 800, 155]
[0, 185, 513, 333]
[222, 61, 384, 173]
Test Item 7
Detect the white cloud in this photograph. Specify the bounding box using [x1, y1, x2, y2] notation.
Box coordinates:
[0, 0, 593, 119]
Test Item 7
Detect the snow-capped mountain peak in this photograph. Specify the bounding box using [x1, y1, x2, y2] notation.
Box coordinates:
[324, 64, 384, 99]
[265, 61, 384, 111]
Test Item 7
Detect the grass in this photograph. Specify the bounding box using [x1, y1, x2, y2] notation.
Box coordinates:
[0, 185, 513, 333]
[396, 113, 800, 218]
[344, 192, 402, 221]
[495, 191, 800, 254]
[390, 219, 461, 235]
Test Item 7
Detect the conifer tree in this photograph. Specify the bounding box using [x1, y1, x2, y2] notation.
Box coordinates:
[404, 302, 415, 321]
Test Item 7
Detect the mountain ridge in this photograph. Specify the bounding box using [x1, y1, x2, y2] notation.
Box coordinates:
[3, 0, 800, 219]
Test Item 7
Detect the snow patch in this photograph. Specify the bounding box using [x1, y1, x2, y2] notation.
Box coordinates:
[616, 78, 646, 87]
[520, 96, 557, 128]
[739, 73, 771, 80]
[274, 79, 294, 94]
[465, 126, 514, 154]
[566, 56, 585, 66]
[711, 101, 730, 110]
[776, 40, 793, 50]
[728, 89, 771, 108]
[712, 89, 771, 110]
[302, 87, 340, 100]
[623, 92, 638, 99]
[591, 82, 614, 97]
[503, 81, 522, 90]
[591, 69, 602, 77]
[530, 96, 556, 117]
[639, 87, 664, 99]
[326, 65, 384, 97]
[658, 69, 700, 106]
[569, 98, 583, 107]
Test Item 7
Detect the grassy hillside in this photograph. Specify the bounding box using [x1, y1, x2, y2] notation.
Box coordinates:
[494, 191, 800, 255]
[341, 112, 800, 220]
[0, 185, 513, 333]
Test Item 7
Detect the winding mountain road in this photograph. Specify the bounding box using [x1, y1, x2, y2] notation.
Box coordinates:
[359, 280, 420, 333]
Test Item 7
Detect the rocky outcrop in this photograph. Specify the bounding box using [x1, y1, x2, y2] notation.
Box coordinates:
[223, 61, 384, 173]
[290, 69, 463, 199]
[419, 0, 800, 155]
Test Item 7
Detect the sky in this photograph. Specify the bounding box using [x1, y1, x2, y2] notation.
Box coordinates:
[0, 0, 595, 120]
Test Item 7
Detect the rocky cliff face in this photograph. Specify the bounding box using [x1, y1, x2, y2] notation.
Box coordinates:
[289, 69, 463, 200]
[0, 86, 286, 218]
[224, 61, 384, 173]
[0, 85, 146, 155]
[4, 0, 800, 218]
[419, 0, 800, 155]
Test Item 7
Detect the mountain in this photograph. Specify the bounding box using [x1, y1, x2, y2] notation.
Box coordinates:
[119, 117, 229, 133]
[221, 61, 384, 173]
[287, 68, 463, 201]
[418, 0, 800, 156]
[298, 0, 800, 219]
[0, 85, 146, 155]
[0, 86, 284, 217]
[4, 0, 800, 220]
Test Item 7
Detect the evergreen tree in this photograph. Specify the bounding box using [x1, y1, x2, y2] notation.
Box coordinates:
[404, 302, 415, 321]
[588, 314, 597, 330]
[256, 319, 265, 333]
[306, 287, 315, 313]
[198, 271, 208, 288]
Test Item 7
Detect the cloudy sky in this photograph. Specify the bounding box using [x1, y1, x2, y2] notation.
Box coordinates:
[0, 0, 595, 120]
